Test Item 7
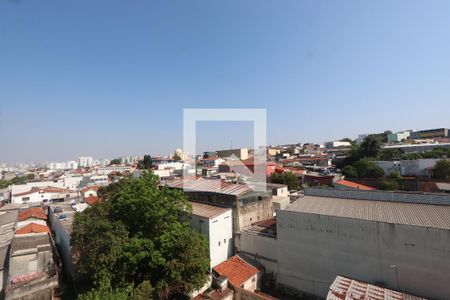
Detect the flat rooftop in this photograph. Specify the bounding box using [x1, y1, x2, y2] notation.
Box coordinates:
[50, 202, 77, 234]
[11, 233, 52, 254]
[190, 201, 230, 219]
[287, 195, 450, 230]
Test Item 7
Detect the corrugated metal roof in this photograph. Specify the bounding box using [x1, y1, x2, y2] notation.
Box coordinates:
[287, 195, 450, 230]
[165, 178, 252, 196]
[326, 276, 426, 300]
[190, 201, 230, 219]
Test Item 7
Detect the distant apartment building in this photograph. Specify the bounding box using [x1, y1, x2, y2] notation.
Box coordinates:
[355, 134, 369, 144]
[96, 165, 132, 175]
[324, 141, 351, 149]
[410, 128, 449, 140]
[189, 202, 233, 268]
[78, 156, 94, 168]
[217, 148, 249, 160]
[47, 160, 78, 170]
[387, 131, 410, 143]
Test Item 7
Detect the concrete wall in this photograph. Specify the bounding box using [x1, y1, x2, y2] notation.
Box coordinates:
[236, 198, 273, 231]
[208, 211, 233, 268]
[235, 231, 278, 273]
[48, 208, 74, 280]
[277, 210, 450, 300]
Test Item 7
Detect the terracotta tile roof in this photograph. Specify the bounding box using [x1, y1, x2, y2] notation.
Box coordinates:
[213, 255, 259, 287]
[84, 195, 100, 205]
[81, 185, 100, 193]
[326, 275, 426, 300]
[18, 208, 47, 221]
[16, 223, 50, 234]
[335, 180, 376, 191]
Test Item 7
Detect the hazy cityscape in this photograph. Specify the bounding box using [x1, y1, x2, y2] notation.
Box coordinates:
[1, 1, 450, 300]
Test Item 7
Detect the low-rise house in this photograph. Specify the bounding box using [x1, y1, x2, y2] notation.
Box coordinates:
[81, 185, 99, 199]
[189, 202, 233, 268]
[213, 255, 260, 292]
[17, 208, 47, 230]
[15, 223, 50, 235]
[12, 186, 77, 204]
[5, 233, 59, 300]
[84, 195, 100, 206]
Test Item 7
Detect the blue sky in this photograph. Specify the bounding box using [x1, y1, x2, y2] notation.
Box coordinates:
[1, 0, 450, 163]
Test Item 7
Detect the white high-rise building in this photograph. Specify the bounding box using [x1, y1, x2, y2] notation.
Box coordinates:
[78, 157, 94, 168]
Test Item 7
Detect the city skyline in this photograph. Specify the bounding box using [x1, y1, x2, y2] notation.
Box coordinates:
[1, 0, 450, 163]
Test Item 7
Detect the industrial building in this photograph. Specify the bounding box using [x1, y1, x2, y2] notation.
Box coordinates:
[409, 128, 449, 140]
[276, 189, 450, 300]
[164, 177, 273, 232]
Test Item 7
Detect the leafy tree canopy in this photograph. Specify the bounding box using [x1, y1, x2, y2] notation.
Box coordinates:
[432, 159, 450, 179]
[72, 172, 209, 299]
[269, 172, 299, 190]
[109, 158, 122, 165]
[172, 152, 182, 162]
[137, 155, 153, 169]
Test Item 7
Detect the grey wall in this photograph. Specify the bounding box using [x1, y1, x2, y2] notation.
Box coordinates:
[277, 210, 450, 300]
[235, 231, 278, 273]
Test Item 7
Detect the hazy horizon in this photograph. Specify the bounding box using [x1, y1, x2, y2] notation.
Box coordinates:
[1, 1, 450, 163]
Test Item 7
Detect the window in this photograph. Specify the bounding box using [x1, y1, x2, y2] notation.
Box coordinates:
[252, 277, 256, 283]
[22, 197, 30, 202]
[224, 239, 226, 244]
[218, 241, 221, 246]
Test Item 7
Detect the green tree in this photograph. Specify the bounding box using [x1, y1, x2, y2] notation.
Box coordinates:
[379, 180, 399, 191]
[360, 135, 382, 158]
[431, 159, 450, 179]
[72, 172, 209, 299]
[380, 149, 403, 161]
[71, 204, 129, 284]
[134, 281, 153, 300]
[138, 155, 153, 169]
[342, 165, 358, 178]
[78, 279, 134, 300]
[340, 137, 353, 144]
[269, 172, 299, 190]
[353, 159, 384, 178]
[109, 158, 122, 165]
[173, 152, 182, 162]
